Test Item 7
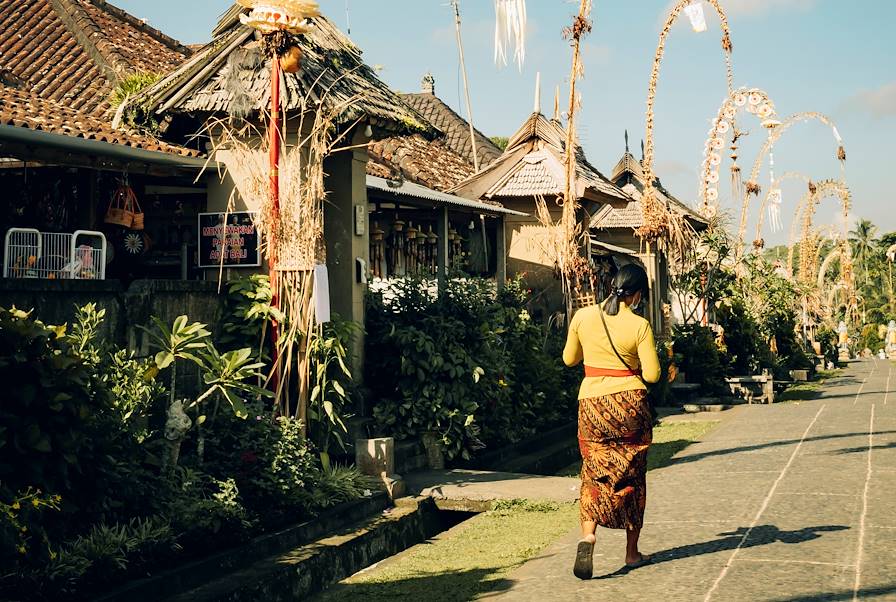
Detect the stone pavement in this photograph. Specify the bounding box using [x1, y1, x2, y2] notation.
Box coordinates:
[483, 359, 896, 602]
[404, 469, 579, 511]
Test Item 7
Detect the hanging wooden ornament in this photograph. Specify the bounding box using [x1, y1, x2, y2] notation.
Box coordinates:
[279, 46, 303, 73]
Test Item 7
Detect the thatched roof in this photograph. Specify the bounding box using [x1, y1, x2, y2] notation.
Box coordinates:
[449, 112, 629, 207]
[591, 148, 706, 230]
[132, 4, 432, 133]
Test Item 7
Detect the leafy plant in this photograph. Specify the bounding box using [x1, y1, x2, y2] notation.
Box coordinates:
[308, 316, 359, 466]
[41, 517, 175, 594]
[672, 324, 727, 395]
[110, 72, 161, 108]
[220, 274, 283, 362]
[0, 487, 61, 570]
[143, 315, 271, 468]
[309, 464, 374, 509]
[0, 307, 101, 493]
[366, 277, 576, 460]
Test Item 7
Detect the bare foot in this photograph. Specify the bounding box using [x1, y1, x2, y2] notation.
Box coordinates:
[625, 552, 652, 568]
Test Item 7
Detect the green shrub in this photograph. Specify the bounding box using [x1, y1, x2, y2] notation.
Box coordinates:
[0, 307, 111, 496]
[40, 517, 175, 595]
[672, 324, 728, 395]
[200, 410, 318, 521]
[716, 298, 773, 375]
[366, 277, 576, 460]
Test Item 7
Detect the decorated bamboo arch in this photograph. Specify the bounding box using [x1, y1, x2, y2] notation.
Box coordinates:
[698, 87, 779, 218]
[638, 0, 734, 251]
[787, 179, 852, 277]
[737, 112, 846, 249]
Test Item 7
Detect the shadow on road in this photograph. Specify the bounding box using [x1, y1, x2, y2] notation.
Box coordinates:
[770, 585, 896, 601]
[670, 431, 896, 467]
[596, 524, 849, 579]
[314, 568, 514, 601]
[831, 441, 896, 455]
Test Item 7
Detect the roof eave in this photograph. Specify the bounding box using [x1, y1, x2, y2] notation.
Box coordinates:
[0, 125, 210, 169]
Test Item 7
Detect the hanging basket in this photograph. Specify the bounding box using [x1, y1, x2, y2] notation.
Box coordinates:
[104, 186, 145, 230]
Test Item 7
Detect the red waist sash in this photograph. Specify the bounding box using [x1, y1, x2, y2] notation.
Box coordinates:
[584, 366, 641, 378]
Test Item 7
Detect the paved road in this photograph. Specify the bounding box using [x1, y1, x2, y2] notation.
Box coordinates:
[484, 359, 896, 602]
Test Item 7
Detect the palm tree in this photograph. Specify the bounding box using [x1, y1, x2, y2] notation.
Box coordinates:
[849, 219, 879, 287]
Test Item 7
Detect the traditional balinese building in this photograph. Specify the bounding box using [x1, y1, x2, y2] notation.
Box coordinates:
[450, 98, 632, 315]
[123, 5, 438, 341]
[0, 0, 218, 341]
[365, 74, 520, 286]
[591, 133, 708, 329]
[399, 73, 504, 171]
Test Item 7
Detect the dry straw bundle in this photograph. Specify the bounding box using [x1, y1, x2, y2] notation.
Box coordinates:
[205, 75, 363, 418]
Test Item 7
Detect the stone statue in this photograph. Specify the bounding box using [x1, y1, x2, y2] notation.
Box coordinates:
[887, 321, 896, 359]
[838, 321, 850, 361]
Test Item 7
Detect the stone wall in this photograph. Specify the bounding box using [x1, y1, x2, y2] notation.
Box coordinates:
[0, 279, 225, 351]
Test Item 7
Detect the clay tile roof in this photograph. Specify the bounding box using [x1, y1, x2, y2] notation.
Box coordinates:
[366, 134, 474, 192]
[0, 86, 201, 158]
[401, 92, 503, 168]
[0, 0, 191, 118]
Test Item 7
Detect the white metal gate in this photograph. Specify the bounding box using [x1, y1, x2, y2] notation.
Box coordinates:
[3, 228, 107, 280]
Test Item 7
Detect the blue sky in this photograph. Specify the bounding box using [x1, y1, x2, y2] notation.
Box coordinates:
[117, 0, 896, 244]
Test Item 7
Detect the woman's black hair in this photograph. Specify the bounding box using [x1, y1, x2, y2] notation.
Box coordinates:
[603, 264, 649, 316]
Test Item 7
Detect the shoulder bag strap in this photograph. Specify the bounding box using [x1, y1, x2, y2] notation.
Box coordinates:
[598, 303, 650, 389]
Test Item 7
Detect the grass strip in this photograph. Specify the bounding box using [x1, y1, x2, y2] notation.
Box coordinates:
[316, 420, 718, 601]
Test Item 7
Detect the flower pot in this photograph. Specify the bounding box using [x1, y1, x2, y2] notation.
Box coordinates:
[421, 432, 445, 470]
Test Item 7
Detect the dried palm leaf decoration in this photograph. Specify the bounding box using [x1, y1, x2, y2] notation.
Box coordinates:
[494, 0, 527, 70]
[237, 0, 320, 34]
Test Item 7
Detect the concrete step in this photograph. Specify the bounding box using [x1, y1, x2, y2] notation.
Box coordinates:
[490, 436, 579, 476]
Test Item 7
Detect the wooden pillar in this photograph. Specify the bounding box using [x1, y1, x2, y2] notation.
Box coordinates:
[436, 206, 449, 292]
[496, 214, 507, 292]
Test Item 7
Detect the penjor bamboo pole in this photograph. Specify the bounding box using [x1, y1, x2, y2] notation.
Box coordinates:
[269, 55, 283, 406]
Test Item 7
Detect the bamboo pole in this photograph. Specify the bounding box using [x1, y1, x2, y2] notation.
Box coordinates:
[451, 0, 480, 172]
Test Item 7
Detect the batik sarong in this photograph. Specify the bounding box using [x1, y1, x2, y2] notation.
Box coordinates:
[578, 389, 652, 529]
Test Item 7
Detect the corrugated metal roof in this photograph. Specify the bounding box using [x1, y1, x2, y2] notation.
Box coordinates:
[590, 238, 637, 256]
[367, 175, 528, 216]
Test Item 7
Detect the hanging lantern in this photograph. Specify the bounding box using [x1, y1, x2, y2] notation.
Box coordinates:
[237, 0, 320, 34]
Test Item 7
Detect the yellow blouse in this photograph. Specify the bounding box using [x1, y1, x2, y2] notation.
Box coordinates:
[563, 302, 661, 399]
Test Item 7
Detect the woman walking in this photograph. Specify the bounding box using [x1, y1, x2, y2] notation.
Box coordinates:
[563, 264, 661, 580]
